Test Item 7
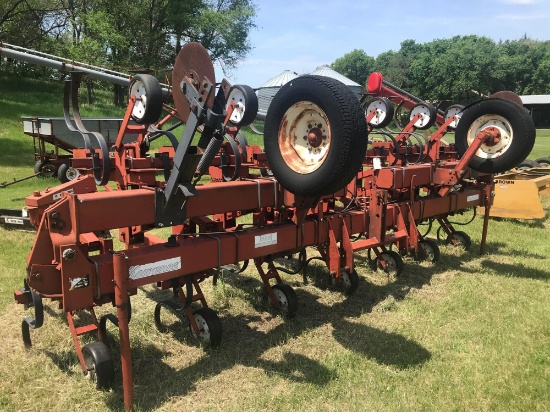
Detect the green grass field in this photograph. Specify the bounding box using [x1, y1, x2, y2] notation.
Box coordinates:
[0, 74, 548, 411]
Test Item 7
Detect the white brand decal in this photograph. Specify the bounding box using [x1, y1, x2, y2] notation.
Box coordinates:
[467, 194, 479, 202]
[129, 257, 181, 280]
[255, 233, 277, 248]
[5, 218, 24, 225]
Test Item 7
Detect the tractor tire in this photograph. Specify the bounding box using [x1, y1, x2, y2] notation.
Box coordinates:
[455, 99, 536, 174]
[264, 75, 368, 197]
[128, 74, 163, 125]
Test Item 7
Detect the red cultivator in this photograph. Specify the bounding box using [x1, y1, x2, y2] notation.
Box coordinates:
[13, 44, 535, 410]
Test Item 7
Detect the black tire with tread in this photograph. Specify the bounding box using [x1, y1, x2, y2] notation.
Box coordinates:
[82, 341, 114, 390]
[455, 99, 536, 174]
[264, 75, 368, 197]
[57, 163, 80, 183]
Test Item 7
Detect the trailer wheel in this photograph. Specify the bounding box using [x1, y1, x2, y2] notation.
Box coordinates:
[444, 104, 464, 130]
[417, 239, 440, 263]
[57, 163, 80, 183]
[34, 160, 56, 178]
[534, 157, 550, 167]
[82, 341, 114, 390]
[377, 250, 404, 277]
[332, 269, 359, 295]
[410, 102, 437, 130]
[455, 99, 536, 174]
[129, 74, 163, 125]
[445, 230, 471, 251]
[226, 85, 258, 126]
[271, 283, 298, 317]
[264, 75, 368, 197]
[190, 307, 222, 348]
[365, 97, 394, 129]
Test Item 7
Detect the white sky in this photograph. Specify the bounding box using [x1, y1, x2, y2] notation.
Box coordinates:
[215, 0, 550, 88]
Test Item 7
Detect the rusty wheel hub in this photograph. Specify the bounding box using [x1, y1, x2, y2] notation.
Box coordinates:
[467, 114, 513, 159]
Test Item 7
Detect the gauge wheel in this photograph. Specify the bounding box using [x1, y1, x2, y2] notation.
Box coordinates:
[365, 97, 394, 129]
[226, 84, 259, 126]
[82, 341, 114, 390]
[332, 269, 359, 295]
[271, 283, 298, 318]
[444, 104, 464, 130]
[445, 230, 472, 251]
[264, 75, 368, 197]
[455, 99, 536, 174]
[410, 102, 437, 130]
[417, 238, 440, 263]
[35, 160, 56, 178]
[57, 163, 80, 183]
[190, 307, 223, 348]
[128, 74, 163, 125]
[377, 250, 404, 277]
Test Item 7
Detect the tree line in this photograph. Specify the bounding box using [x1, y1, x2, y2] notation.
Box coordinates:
[331, 36, 550, 102]
[0, 0, 256, 76]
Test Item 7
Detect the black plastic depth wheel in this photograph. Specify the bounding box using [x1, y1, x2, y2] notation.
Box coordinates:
[377, 250, 404, 277]
[128, 74, 163, 125]
[264, 75, 368, 197]
[445, 230, 472, 251]
[190, 307, 222, 348]
[226, 84, 258, 126]
[82, 341, 114, 390]
[365, 97, 394, 129]
[271, 283, 298, 318]
[455, 99, 536, 174]
[417, 238, 440, 263]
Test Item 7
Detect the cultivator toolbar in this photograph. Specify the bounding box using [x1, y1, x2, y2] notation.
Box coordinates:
[12, 43, 535, 410]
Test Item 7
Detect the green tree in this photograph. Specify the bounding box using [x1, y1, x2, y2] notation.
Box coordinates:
[331, 49, 375, 87]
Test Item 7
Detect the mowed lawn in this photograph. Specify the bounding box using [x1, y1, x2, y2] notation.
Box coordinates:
[0, 74, 548, 411]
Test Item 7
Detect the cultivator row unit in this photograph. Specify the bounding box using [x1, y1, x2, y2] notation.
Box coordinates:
[11, 42, 535, 410]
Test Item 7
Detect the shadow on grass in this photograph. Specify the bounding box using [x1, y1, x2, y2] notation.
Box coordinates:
[483, 242, 548, 260]
[480, 260, 550, 281]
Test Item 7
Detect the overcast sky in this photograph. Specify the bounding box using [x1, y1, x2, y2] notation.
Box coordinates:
[214, 0, 550, 88]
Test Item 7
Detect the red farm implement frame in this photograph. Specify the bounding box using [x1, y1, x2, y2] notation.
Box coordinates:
[12, 43, 535, 410]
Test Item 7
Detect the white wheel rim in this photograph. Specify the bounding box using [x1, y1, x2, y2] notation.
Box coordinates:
[279, 101, 331, 174]
[67, 167, 79, 180]
[227, 88, 247, 124]
[130, 80, 147, 120]
[445, 107, 463, 129]
[193, 314, 211, 343]
[410, 104, 432, 128]
[467, 114, 513, 159]
[366, 99, 389, 126]
[273, 288, 289, 311]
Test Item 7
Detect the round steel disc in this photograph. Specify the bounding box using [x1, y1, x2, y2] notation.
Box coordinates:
[172, 42, 216, 122]
[490, 90, 523, 107]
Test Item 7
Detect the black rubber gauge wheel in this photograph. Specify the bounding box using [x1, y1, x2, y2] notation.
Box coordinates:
[271, 283, 298, 318]
[57, 163, 80, 183]
[445, 230, 472, 251]
[444, 104, 464, 130]
[455, 99, 536, 174]
[264, 75, 368, 197]
[128, 74, 163, 125]
[190, 307, 223, 348]
[365, 97, 394, 129]
[226, 85, 258, 126]
[377, 250, 404, 277]
[410, 102, 437, 130]
[82, 341, 115, 390]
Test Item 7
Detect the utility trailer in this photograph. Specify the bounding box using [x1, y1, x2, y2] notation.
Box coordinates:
[11, 42, 535, 411]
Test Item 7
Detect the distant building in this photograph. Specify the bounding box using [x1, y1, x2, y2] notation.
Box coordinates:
[520, 95, 550, 128]
[255, 67, 362, 119]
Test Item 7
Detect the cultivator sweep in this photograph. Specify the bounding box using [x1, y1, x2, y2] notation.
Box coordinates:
[12, 43, 535, 410]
